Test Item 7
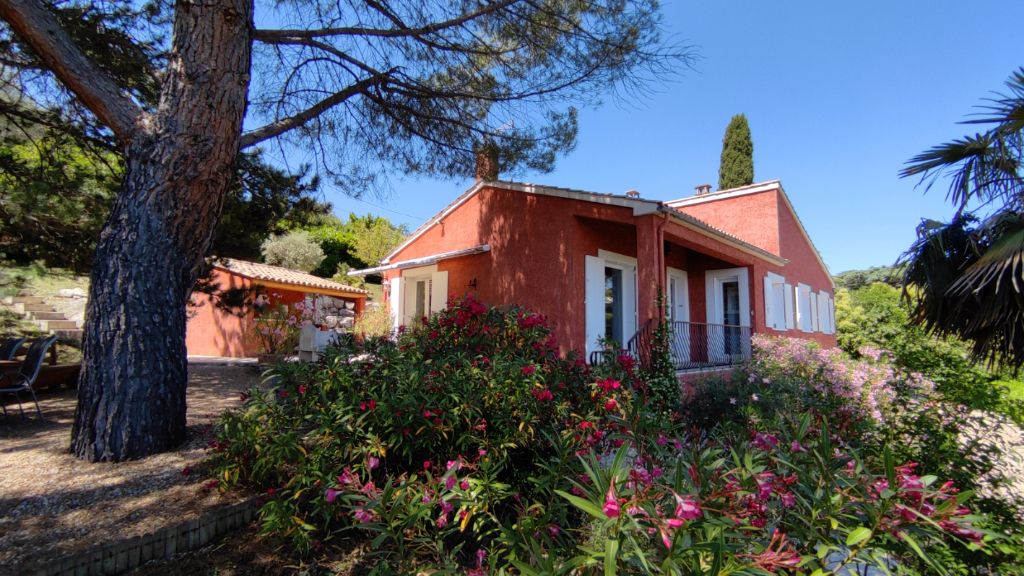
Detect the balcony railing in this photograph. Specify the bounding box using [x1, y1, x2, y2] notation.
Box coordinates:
[590, 320, 751, 371]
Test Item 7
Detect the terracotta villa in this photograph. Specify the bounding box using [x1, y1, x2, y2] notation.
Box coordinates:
[352, 178, 835, 370]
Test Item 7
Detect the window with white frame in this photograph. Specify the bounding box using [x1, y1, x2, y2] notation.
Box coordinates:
[796, 283, 813, 332]
[389, 265, 449, 329]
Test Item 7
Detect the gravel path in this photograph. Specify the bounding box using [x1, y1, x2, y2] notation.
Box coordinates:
[0, 364, 262, 574]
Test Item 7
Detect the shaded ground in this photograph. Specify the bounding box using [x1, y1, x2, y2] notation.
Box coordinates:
[127, 523, 373, 576]
[0, 364, 261, 575]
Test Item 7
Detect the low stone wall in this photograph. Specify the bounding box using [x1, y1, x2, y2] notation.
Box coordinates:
[29, 497, 259, 576]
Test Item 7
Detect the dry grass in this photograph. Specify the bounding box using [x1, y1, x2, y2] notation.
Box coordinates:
[0, 364, 261, 575]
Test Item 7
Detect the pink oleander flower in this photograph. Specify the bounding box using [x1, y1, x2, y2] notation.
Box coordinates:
[423, 460, 432, 470]
[744, 530, 802, 571]
[752, 432, 779, 451]
[604, 398, 619, 411]
[597, 378, 621, 392]
[460, 479, 470, 491]
[781, 491, 796, 508]
[325, 488, 340, 503]
[440, 499, 454, 515]
[436, 513, 449, 528]
[790, 440, 806, 453]
[353, 507, 375, 523]
[445, 476, 456, 490]
[603, 480, 621, 518]
[298, 384, 307, 395]
[521, 365, 536, 376]
[940, 520, 984, 544]
[674, 492, 702, 520]
[367, 456, 380, 471]
[337, 467, 357, 486]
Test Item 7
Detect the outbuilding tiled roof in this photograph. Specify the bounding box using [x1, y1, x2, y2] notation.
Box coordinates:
[215, 258, 368, 296]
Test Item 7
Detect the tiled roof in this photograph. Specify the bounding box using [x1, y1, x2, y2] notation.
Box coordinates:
[214, 258, 368, 295]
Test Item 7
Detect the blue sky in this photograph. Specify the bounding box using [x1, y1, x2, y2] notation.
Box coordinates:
[315, 1, 1024, 274]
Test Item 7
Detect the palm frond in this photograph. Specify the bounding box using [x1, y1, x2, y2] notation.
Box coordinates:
[901, 67, 1024, 211]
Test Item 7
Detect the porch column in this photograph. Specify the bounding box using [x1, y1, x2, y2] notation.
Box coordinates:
[635, 215, 664, 329]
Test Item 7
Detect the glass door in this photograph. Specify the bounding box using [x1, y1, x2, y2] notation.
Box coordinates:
[722, 280, 741, 356]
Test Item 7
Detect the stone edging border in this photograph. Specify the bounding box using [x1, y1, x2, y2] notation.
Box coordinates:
[28, 497, 261, 576]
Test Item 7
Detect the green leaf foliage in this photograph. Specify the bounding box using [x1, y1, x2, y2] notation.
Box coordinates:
[834, 282, 1013, 411]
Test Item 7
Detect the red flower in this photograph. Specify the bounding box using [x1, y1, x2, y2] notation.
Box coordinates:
[532, 388, 553, 402]
[521, 365, 536, 376]
[604, 398, 619, 411]
[298, 384, 307, 395]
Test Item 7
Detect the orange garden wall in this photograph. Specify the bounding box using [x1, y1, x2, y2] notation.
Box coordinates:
[186, 268, 254, 357]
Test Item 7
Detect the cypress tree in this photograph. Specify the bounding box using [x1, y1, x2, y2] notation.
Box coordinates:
[718, 114, 754, 190]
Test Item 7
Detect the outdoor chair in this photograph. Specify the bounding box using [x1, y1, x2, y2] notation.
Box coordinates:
[0, 335, 58, 420]
[0, 336, 25, 360]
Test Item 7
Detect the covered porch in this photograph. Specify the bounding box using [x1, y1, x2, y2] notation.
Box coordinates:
[584, 211, 784, 371]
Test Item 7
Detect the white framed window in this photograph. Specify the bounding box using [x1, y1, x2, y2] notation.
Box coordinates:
[584, 250, 637, 358]
[392, 264, 448, 329]
[796, 283, 813, 332]
[706, 267, 751, 362]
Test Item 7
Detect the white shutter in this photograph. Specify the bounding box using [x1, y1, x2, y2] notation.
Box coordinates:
[763, 276, 776, 329]
[388, 276, 402, 331]
[783, 283, 795, 329]
[817, 292, 829, 333]
[824, 294, 834, 334]
[810, 292, 819, 332]
[585, 255, 605, 359]
[623, 263, 637, 344]
[430, 271, 448, 313]
[796, 284, 812, 332]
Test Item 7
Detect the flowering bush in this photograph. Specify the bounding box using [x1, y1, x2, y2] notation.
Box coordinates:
[213, 302, 994, 573]
[248, 294, 313, 355]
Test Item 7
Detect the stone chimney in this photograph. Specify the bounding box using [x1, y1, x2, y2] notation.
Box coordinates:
[625, 189, 640, 198]
[475, 143, 499, 182]
[695, 183, 712, 196]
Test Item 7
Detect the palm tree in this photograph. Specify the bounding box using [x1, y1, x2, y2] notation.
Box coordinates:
[899, 67, 1024, 369]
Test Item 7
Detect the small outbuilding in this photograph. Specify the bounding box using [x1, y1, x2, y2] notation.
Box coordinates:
[186, 258, 367, 358]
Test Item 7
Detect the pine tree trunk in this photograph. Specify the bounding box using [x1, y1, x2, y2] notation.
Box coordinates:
[71, 0, 253, 461]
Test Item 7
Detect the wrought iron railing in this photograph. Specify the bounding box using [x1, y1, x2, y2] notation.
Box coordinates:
[590, 320, 751, 371]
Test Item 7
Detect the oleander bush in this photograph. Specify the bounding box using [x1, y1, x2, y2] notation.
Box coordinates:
[212, 299, 1003, 574]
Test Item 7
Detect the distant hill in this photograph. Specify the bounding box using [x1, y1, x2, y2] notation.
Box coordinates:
[833, 265, 904, 291]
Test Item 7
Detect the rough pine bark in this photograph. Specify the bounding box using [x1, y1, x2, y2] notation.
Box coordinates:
[70, 0, 253, 461]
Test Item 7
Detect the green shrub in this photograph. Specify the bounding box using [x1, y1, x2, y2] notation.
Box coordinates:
[260, 230, 325, 272]
[212, 300, 995, 573]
